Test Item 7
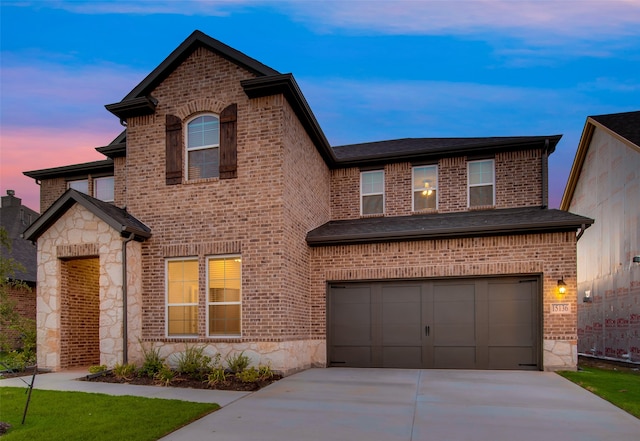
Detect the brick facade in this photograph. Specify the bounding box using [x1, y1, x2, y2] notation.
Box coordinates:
[0, 284, 36, 349]
[27, 32, 583, 373]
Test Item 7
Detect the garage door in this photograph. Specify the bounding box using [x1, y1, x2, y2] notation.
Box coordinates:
[328, 277, 540, 370]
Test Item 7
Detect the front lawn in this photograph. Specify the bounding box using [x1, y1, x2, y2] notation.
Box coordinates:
[0, 387, 218, 440]
[559, 367, 640, 418]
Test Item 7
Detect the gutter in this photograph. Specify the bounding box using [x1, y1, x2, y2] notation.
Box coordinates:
[122, 232, 135, 364]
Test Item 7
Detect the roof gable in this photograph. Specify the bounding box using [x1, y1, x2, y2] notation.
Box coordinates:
[560, 110, 640, 210]
[23, 189, 151, 242]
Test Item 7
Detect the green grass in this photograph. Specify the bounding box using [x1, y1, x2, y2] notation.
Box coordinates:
[0, 387, 218, 440]
[559, 367, 640, 418]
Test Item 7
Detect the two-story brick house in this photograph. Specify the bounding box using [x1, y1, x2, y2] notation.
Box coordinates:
[24, 30, 592, 373]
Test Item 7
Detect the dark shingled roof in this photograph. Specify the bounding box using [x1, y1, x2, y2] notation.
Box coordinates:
[590, 110, 640, 148]
[306, 207, 593, 246]
[23, 159, 114, 180]
[1, 192, 39, 282]
[332, 135, 561, 166]
[23, 189, 151, 242]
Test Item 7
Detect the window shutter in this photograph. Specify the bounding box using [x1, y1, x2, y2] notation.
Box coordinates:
[166, 114, 182, 185]
[219, 103, 237, 179]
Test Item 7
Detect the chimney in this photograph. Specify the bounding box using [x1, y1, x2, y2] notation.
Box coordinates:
[2, 189, 22, 207]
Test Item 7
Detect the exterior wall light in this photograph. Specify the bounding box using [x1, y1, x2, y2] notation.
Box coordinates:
[633, 256, 640, 263]
[583, 289, 592, 303]
[557, 278, 567, 295]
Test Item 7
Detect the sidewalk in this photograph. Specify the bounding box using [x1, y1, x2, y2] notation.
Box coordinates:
[0, 369, 249, 407]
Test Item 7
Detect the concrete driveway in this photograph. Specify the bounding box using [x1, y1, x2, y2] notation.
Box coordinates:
[161, 368, 639, 441]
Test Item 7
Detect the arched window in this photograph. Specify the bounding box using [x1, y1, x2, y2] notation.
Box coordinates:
[186, 114, 220, 179]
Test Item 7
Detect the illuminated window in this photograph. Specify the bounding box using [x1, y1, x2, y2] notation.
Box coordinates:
[207, 256, 241, 337]
[468, 159, 495, 207]
[187, 114, 220, 180]
[413, 165, 438, 210]
[166, 259, 199, 336]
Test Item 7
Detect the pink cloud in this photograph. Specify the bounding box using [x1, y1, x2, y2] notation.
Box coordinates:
[0, 126, 121, 212]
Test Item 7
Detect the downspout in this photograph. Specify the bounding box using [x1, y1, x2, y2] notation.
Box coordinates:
[542, 139, 549, 208]
[122, 232, 135, 364]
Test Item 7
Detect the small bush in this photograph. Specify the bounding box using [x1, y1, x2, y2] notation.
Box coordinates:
[236, 366, 260, 383]
[225, 351, 250, 373]
[257, 364, 274, 381]
[154, 364, 175, 386]
[206, 367, 227, 386]
[88, 364, 108, 374]
[1, 349, 34, 372]
[139, 343, 165, 378]
[113, 363, 136, 381]
[175, 345, 211, 380]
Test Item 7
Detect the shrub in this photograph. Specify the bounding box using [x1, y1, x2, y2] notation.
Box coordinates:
[257, 364, 274, 381]
[154, 364, 175, 387]
[175, 345, 211, 380]
[139, 343, 165, 378]
[1, 350, 33, 372]
[88, 364, 108, 374]
[206, 367, 227, 386]
[113, 363, 136, 381]
[225, 351, 250, 373]
[236, 366, 260, 383]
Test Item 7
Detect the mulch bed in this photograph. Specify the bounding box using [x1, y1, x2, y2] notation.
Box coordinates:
[81, 371, 282, 392]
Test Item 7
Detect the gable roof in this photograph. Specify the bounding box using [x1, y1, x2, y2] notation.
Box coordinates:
[332, 135, 561, 167]
[307, 206, 593, 246]
[1, 192, 39, 283]
[23, 189, 151, 242]
[560, 110, 640, 210]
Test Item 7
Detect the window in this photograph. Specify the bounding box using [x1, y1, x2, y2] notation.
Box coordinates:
[361, 170, 384, 215]
[166, 259, 199, 336]
[187, 114, 220, 180]
[68, 179, 89, 194]
[413, 165, 438, 210]
[468, 159, 495, 207]
[207, 256, 241, 337]
[94, 176, 115, 202]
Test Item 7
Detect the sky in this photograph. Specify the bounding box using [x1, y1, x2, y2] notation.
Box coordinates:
[1, 0, 639, 212]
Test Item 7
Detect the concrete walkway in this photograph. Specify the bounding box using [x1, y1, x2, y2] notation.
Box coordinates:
[3, 368, 639, 440]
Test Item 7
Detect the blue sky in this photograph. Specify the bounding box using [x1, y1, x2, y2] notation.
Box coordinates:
[2, 0, 639, 211]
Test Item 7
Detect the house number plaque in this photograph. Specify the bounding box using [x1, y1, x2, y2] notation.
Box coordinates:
[550, 303, 571, 314]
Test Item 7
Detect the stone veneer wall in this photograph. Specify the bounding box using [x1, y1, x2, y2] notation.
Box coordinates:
[310, 232, 580, 371]
[36, 204, 142, 371]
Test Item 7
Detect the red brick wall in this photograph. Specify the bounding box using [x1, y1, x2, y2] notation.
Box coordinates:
[60, 258, 100, 368]
[309, 231, 578, 342]
[0, 284, 36, 349]
[330, 150, 543, 219]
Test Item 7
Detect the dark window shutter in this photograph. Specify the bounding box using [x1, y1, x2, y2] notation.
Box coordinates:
[166, 114, 182, 185]
[219, 103, 237, 179]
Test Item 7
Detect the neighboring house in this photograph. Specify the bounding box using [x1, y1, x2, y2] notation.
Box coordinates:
[23, 30, 592, 374]
[561, 110, 640, 363]
[0, 190, 38, 349]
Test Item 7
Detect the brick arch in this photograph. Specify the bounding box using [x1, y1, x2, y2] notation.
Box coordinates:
[175, 99, 228, 120]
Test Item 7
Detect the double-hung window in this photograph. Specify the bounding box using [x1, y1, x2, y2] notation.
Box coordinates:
[187, 114, 220, 180]
[68, 179, 89, 195]
[412, 165, 438, 210]
[468, 159, 495, 207]
[208, 256, 241, 337]
[361, 170, 384, 215]
[94, 176, 115, 202]
[166, 259, 199, 336]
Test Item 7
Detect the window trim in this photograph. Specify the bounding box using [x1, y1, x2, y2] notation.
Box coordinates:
[185, 113, 220, 181]
[165, 257, 200, 338]
[360, 169, 385, 216]
[467, 159, 496, 207]
[412, 164, 438, 211]
[206, 255, 242, 338]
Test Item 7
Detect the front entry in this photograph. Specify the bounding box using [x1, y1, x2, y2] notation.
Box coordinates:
[328, 277, 540, 370]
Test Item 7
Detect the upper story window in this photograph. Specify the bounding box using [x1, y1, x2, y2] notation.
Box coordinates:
[68, 179, 89, 194]
[468, 159, 495, 207]
[361, 170, 384, 215]
[94, 176, 115, 202]
[186, 114, 220, 180]
[413, 165, 438, 211]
